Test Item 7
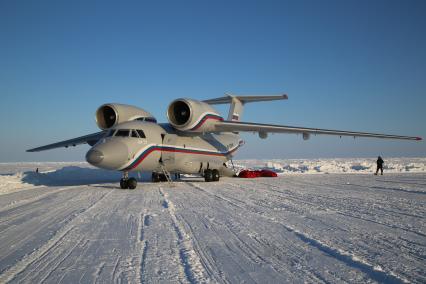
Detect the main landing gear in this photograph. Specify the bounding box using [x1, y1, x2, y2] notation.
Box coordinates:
[204, 169, 220, 182]
[120, 171, 137, 190]
[151, 172, 170, 182]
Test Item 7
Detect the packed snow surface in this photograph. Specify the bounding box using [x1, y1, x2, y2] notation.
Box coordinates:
[0, 160, 425, 283]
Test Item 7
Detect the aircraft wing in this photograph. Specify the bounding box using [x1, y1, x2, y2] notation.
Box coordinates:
[215, 121, 422, 141]
[27, 131, 107, 152]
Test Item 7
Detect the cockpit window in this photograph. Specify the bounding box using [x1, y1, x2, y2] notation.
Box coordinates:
[137, 130, 146, 138]
[131, 130, 139, 138]
[136, 117, 157, 123]
[108, 129, 144, 138]
[115, 130, 130, 137]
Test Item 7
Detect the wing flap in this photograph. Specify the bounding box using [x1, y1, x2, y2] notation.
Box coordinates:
[215, 121, 422, 141]
[27, 131, 106, 152]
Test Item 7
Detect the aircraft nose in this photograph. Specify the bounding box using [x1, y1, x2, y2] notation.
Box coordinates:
[86, 141, 129, 170]
[86, 149, 104, 165]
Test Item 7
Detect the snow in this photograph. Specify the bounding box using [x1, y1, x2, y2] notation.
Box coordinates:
[0, 159, 425, 283]
[234, 157, 426, 174]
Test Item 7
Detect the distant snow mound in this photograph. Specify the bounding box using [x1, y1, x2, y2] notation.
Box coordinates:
[350, 164, 371, 171]
[0, 172, 31, 195]
[1, 158, 425, 195]
[234, 157, 426, 175]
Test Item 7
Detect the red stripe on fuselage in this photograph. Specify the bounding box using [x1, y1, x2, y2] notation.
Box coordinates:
[124, 145, 239, 171]
[190, 115, 223, 130]
[127, 146, 158, 170]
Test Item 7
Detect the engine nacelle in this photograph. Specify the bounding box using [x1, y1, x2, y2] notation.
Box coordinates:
[167, 98, 223, 132]
[96, 103, 156, 130]
[259, 131, 268, 139]
[303, 132, 310, 140]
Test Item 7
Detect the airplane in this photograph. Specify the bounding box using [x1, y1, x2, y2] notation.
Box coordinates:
[27, 94, 422, 189]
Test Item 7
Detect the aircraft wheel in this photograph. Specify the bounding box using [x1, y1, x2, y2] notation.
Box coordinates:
[159, 174, 168, 182]
[128, 177, 137, 189]
[204, 169, 213, 182]
[120, 178, 129, 189]
[152, 172, 160, 183]
[212, 169, 220, 181]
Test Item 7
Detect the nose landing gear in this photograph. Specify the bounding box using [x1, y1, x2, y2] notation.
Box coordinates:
[120, 171, 137, 189]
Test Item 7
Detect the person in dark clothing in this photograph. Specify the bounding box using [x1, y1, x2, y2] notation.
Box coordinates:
[375, 156, 384, 175]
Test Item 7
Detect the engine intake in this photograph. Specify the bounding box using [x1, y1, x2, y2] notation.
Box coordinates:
[167, 98, 223, 132]
[170, 100, 191, 126]
[96, 103, 156, 130]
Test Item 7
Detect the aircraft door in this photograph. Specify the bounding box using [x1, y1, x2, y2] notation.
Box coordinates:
[161, 134, 178, 170]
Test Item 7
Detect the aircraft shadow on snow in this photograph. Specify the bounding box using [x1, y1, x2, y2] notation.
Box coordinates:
[21, 166, 152, 187]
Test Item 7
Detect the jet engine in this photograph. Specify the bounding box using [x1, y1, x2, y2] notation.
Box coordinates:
[96, 103, 157, 130]
[167, 98, 223, 132]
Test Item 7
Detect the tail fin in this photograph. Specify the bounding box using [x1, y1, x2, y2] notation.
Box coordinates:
[203, 94, 288, 121]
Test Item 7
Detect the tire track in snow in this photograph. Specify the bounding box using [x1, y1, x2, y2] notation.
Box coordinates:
[346, 182, 426, 195]
[278, 223, 407, 284]
[379, 178, 426, 187]
[258, 180, 426, 238]
[0, 185, 82, 215]
[158, 186, 209, 283]
[171, 183, 232, 284]
[93, 262, 106, 284]
[0, 188, 115, 283]
[37, 238, 84, 283]
[167, 192, 231, 284]
[187, 182, 327, 283]
[0, 185, 45, 198]
[189, 182, 410, 284]
[138, 212, 150, 284]
[225, 181, 352, 235]
[252, 180, 423, 282]
[111, 256, 121, 283]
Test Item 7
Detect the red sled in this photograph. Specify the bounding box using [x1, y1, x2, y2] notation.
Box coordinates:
[260, 169, 278, 177]
[238, 169, 277, 178]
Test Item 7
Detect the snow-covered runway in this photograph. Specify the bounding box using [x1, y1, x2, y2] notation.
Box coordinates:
[0, 167, 425, 283]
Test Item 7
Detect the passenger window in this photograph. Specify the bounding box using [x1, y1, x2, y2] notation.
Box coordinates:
[115, 130, 130, 137]
[137, 130, 146, 138]
[131, 130, 139, 138]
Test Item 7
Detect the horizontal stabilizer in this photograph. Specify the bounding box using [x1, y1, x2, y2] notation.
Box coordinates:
[203, 94, 288, 105]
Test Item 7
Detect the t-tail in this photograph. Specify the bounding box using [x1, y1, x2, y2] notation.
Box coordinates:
[203, 94, 288, 121]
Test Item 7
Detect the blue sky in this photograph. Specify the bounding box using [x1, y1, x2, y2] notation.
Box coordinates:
[0, 0, 425, 162]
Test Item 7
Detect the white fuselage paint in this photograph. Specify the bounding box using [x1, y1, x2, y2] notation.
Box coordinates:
[89, 121, 243, 176]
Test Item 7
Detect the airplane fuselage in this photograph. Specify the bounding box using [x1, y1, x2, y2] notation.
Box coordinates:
[86, 120, 242, 177]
